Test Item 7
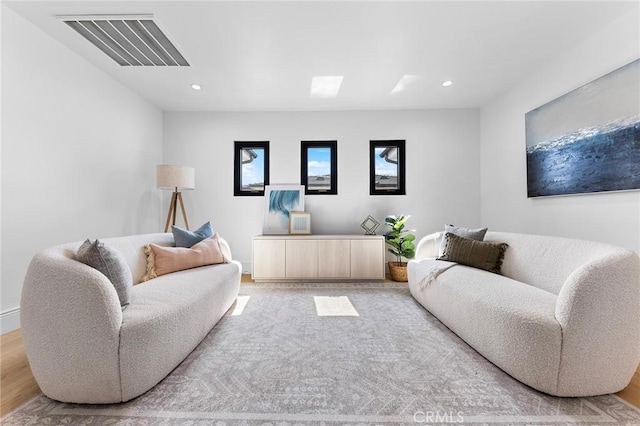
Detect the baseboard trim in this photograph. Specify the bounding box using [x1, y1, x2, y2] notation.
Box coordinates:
[1, 307, 20, 334]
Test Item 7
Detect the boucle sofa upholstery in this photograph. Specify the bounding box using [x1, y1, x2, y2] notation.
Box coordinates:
[408, 231, 640, 397]
[20, 233, 241, 404]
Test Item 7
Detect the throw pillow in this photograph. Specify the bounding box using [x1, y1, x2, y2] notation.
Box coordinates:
[439, 224, 488, 257]
[171, 221, 213, 248]
[445, 224, 488, 241]
[142, 234, 227, 281]
[76, 239, 133, 307]
[437, 232, 508, 274]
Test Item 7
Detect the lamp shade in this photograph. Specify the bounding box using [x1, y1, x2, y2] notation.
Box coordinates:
[156, 165, 195, 190]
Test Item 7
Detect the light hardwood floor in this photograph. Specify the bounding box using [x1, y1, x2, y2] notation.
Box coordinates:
[1, 329, 40, 416]
[2, 279, 640, 416]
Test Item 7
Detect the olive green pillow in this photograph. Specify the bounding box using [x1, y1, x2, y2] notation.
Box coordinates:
[437, 232, 508, 274]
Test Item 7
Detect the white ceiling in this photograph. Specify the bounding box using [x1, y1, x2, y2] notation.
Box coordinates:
[5, 1, 637, 112]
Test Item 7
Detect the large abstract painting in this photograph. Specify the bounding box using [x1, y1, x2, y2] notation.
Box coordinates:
[263, 185, 305, 234]
[525, 59, 640, 197]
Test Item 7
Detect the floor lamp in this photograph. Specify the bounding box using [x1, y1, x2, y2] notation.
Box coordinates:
[157, 165, 195, 232]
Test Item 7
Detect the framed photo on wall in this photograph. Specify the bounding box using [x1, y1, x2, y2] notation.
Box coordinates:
[263, 185, 305, 234]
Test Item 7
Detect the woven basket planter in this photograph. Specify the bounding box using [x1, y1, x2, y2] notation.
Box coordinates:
[388, 261, 408, 282]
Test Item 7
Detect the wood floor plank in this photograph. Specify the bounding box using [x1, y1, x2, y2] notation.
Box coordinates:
[617, 365, 640, 407]
[1, 329, 41, 417]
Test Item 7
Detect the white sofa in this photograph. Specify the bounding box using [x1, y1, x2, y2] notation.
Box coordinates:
[408, 231, 640, 397]
[21, 233, 241, 404]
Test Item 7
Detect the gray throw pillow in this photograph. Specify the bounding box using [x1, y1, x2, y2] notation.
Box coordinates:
[172, 221, 213, 248]
[437, 232, 508, 274]
[439, 224, 488, 257]
[76, 239, 132, 307]
[445, 224, 488, 240]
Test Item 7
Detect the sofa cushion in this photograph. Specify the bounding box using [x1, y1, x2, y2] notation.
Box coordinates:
[445, 224, 487, 240]
[408, 261, 562, 394]
[142, 235, 226, 281]
[439, 224, 488, 256]
[485, 231, 627, 296]
[119, 261, 241, 401]
[76, 239, 132, 307]
[438, 232, 508, 273]
[172, 221, 213, 248]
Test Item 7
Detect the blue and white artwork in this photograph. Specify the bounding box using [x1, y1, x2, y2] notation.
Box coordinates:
[263, 185, 305, 234]
[525, 59, 640, 197]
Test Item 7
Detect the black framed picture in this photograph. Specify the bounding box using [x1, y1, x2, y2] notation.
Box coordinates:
[369, 140, 406, 195]
[301, 140, 337, 195]
[234, 141, 270, 196]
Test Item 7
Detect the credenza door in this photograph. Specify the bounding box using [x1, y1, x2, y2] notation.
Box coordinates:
[317, 240, 351, 278]
[351, 239, 385, 279]
[252, 239, 286, 279]
[285, 240, 318, 278]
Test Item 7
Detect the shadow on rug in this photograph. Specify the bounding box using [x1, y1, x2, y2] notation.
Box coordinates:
[4, 282, 640, 425]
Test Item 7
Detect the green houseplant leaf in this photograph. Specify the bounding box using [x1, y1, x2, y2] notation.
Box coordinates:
[383, 215, 416, 263]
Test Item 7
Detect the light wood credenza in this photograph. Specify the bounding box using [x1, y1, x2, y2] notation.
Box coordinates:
[252, 234, 385, 281]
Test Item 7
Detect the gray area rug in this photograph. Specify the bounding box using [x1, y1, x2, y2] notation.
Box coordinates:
[5, 282, 640, 425]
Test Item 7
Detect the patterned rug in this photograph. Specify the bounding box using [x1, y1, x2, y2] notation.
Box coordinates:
[5, 282, 640, 425]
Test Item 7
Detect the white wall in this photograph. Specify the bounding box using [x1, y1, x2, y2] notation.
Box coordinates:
[163, 109, 480, 272]
[480, 6, 640, 252]
[0, 6, 164, 332]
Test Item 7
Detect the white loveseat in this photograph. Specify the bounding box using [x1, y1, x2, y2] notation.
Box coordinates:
[21, 233, 241, 404]
[408, 231, 640, 397]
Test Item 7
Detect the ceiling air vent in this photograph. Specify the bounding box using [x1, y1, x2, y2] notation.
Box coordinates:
[58, 15, 189, 66]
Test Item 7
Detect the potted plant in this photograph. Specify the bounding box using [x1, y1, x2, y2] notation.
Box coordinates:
[384, 215, 416, 281]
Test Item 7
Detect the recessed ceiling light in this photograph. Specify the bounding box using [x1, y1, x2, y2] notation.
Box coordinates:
[310, 76, 343, 98]
[391, 75, 419, 94]
[442, 80, 453, 87]
[190, 83, 202, 90]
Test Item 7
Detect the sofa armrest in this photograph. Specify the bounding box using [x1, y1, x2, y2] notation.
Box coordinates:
[20, 248, 124, 403]
[554, 251, 640, 395]
[415, 232, 443, 259]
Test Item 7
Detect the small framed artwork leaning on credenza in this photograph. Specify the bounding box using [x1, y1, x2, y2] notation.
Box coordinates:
[289, 212, 311, 234]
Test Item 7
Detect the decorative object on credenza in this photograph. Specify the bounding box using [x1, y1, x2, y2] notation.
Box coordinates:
[384, 214, 416, 282]
[157, 165, 195, 232]
[525, 58, 640, 197]
[263, 185, 305, 234]
[360, 215, 380, 235]
[289, 212, 311, 235]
